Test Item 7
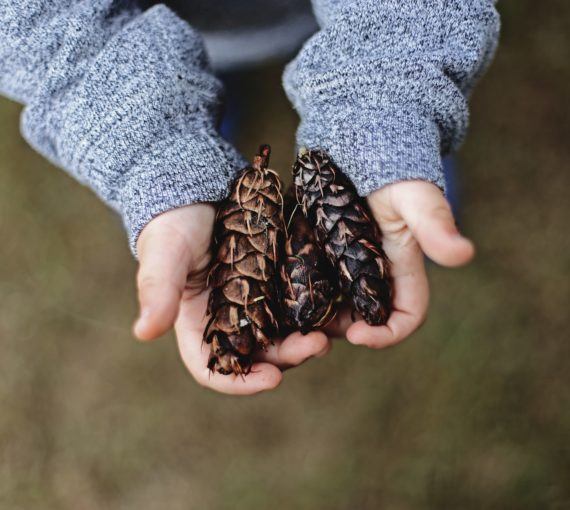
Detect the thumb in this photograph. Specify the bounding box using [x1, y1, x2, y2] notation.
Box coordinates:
[397, 182, 475, 267]
[133, 227, 193, 341]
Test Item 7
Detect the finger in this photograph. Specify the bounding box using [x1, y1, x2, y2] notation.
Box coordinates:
[254, 331, 331, 369]
[347, 198, 430, 348]
[175, 292, 283, 395]
[397, 185, 475, 267]
[345, 264, 429, 348]
[347, 310, 422, 349]
[134, 228, 192, 341]
[324, 232, 429, 344]
[193, 359, 283, 396]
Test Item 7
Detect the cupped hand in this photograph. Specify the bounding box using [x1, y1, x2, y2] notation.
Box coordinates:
[133, 204, 330, 395]
[325, 180, 475, 348]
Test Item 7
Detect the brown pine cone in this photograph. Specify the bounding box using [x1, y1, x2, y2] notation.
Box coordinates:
[280, 190, 338, 334]
[204, 145, 285, 375]
[292, 148, 392, 326]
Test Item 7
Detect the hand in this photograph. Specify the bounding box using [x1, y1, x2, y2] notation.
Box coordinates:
[133, 204, 330, 395]
[325, 180, 475, 348]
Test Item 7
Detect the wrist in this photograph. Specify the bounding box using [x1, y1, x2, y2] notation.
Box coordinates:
[120, 130, 245, 257]
[296, 106, 446, 198]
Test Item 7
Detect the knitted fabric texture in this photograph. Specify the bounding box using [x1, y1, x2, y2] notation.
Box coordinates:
[0, 0, 500, 254]
[284, 0, 500, 195]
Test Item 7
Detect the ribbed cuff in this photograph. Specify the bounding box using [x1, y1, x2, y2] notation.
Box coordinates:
[119, 128, 246, 257]
[295, 106, 446, 197]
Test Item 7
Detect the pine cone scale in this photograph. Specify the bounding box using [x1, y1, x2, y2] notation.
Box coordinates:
[204, 146, 285, 375]
[279, 189, 338, 334]
[204, 146, 393, 376]
[292, 149, 392, 327]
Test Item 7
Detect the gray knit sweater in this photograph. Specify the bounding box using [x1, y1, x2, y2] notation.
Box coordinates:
[0, 1, 500, 254]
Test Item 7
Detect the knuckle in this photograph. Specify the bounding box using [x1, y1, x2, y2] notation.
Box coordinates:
[137, 273, 182, 298]
[137, 273, 157, 289]
[137, 275, 166, 300]
[430, 203, 454, 223]
[394, 228, 420, 250]
[414, 204, 453, 237]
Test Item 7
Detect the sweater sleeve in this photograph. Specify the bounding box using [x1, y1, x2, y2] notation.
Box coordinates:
[283, 0, 500, 194]
[0, 1, 246, 254]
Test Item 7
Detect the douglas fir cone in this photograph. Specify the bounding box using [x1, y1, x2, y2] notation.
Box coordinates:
[204, 146, 285, 375]
[280, 189, 338, 334]
[203, 145, 393, 376]
[292, 148, 392, 326]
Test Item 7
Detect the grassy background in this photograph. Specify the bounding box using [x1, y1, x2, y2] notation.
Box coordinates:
[0, 2, 568, 508]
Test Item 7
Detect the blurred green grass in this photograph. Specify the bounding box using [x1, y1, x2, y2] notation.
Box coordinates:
[0, 1, 569, 509]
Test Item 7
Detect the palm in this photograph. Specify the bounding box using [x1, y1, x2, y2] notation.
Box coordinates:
[134, 182, 474, 394]
[325, 181, 475, 347]
[135, 204, 330, 395]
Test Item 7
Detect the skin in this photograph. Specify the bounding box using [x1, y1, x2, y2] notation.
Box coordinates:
[133, 180, 474, 395]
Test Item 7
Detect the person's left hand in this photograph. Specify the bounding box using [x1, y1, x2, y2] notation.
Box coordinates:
[133, 203, 331, 395]
[323, 180, 475, 348]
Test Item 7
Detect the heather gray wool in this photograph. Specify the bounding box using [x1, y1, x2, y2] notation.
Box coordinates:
[0, 1, 500, 255]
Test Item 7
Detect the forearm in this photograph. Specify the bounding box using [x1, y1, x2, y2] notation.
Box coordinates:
[0, 1, 245, 252]
[284, 0, 500, 195]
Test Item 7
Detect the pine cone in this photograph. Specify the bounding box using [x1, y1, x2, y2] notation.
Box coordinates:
[280, 189, 338, 334]
[204, 145, 285, 375]
[292, 148, 392, 326]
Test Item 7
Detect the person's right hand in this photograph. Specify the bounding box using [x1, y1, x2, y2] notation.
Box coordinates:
[133, 203, 330, 395]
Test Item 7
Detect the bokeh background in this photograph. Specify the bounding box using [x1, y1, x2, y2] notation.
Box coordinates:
[1, 2, 568, 509]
